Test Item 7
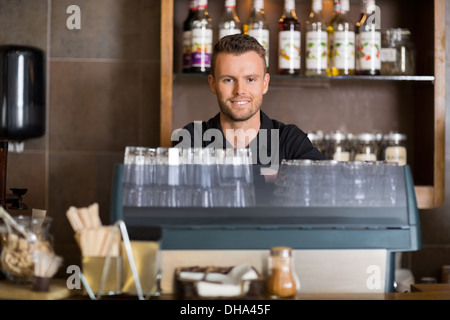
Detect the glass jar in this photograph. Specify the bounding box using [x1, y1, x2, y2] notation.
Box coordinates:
[382, 132, 407, 166]
[381, 28, 416, 75]
[307, 130, 325, 154]
[266, 246, 299, 298]
[324, 131, 351, 161]
[354, 133, 378, 161]
[0, 215, 53, 284]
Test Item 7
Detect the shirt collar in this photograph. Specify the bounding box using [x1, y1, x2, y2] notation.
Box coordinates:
[213, 110, 273, 152]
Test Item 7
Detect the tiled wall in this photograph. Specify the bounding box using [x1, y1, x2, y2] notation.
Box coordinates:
[0, 0, 161, 272]
[1, 0, 449, 283]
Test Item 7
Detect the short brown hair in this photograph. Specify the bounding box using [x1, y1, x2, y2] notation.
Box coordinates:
[210, 34, 267, 76]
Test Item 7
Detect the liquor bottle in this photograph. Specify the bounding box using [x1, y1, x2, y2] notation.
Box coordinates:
[305, 0, 327, 76]
[355, 0, 381, 75]
[182, 0, 198, 73]
[278, 0, 301, 75]
[218, 0, 241, 40]
[190, 0, 213, 73]
[245, 0, 270, 68]
[327, 0, 355, 76]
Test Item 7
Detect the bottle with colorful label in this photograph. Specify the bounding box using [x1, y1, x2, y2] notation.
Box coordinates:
[182, 0, 198, 73]
[305, 0, 327, 76]
[327, 0, 355, 76]
[218, 0, 241, 40]
[245, 0, 270, 68]
[278, 0, 301, 75]
[190, 0, 213, 74]
[356, 0, 381, 75]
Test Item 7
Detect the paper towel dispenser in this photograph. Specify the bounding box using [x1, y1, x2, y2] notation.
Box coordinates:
[0, 45, 45, 141]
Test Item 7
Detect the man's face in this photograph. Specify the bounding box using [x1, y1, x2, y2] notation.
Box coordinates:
[208, 51, 270, 123]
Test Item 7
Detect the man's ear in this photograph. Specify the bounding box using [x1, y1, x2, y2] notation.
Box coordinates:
[263, 72, 270, 95]
[208, 74, 216, 94]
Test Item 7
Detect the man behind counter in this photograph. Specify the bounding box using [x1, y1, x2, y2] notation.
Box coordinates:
[173, 33, 326, 178]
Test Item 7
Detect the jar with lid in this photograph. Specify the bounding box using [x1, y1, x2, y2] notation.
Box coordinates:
[324, 131, 351, 161]
[354, 133, 378, 161]
[382, 132, 407, 166]
[266, 246, 299, 298]
[0, 215, 53, 284]
[381, 28, 416, 75]
[307, 130, 325, 154]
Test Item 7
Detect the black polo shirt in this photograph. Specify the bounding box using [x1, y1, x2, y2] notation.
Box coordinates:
[173, 110, 326, 166]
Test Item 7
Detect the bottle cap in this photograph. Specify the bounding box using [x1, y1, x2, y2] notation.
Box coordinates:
[383, 132, 407, 142]
[270, 246, 292, 257]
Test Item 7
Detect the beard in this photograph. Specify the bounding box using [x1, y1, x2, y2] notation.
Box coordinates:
[217, 97, 261, 122]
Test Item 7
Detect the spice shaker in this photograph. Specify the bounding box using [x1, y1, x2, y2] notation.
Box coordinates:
[307, 130, 325, 154]
[354, 133, 378, 162]
[266, 246, 299, 298]
[324, 131, 351, 161]
[382, 132, 407, 166]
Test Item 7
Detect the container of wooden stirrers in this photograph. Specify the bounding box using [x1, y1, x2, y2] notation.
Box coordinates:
[79, 226, 122, 295]
[82, 256, 121, 295]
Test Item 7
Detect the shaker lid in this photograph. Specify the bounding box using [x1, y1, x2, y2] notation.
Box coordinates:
[356, 133, 377, 142]
[325, 131, 347, 142]
[383, 132, 407, 142]
[270, 246, 292, 257]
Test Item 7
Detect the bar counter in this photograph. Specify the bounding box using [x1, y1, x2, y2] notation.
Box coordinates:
[95, 283, 450, 300]
[82, 283, 450, 300]
[1, 279, 447, 300]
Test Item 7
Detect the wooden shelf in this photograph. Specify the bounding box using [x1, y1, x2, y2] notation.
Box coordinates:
[160, 0, 446, 209]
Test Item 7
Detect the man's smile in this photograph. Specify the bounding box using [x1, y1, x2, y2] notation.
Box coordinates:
[231, 99, 250, 106]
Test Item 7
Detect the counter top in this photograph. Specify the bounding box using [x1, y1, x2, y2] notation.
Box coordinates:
[1, 279, 449, 300]
[0, 278, 72, 300]
[67, 284, 450, 300]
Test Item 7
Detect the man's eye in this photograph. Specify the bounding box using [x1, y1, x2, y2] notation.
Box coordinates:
[224, 78, 233, 83]
[248, 78, 255, 82]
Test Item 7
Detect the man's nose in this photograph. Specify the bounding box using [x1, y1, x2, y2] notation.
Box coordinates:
[234, 80, 246, 95]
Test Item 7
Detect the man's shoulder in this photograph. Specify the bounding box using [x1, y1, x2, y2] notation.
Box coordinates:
[262, 112, 304, 135]
[173, 113, 222, 148]
[183, 113, 220, 131]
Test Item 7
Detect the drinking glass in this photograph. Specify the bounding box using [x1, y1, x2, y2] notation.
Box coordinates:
[313, 160, 339, 206]
[340, 161, 367, 207]
[191, 148, 217, 207]
[381, 162, 405, 206]
[217, 148, 255, 207]
[289, 159, 314, 207]
[179, 148, 195, 206]
[271, 159, 313, 207]
[366, 161, 388, 206]
[154, 147, 183, 207]
[122, 146, 156, 207]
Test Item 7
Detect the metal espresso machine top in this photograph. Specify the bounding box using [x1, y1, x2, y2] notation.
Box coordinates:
[111, 147, 421, 294]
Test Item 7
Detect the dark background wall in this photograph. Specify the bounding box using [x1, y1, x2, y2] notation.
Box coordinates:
[0, 0, 161, 274]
